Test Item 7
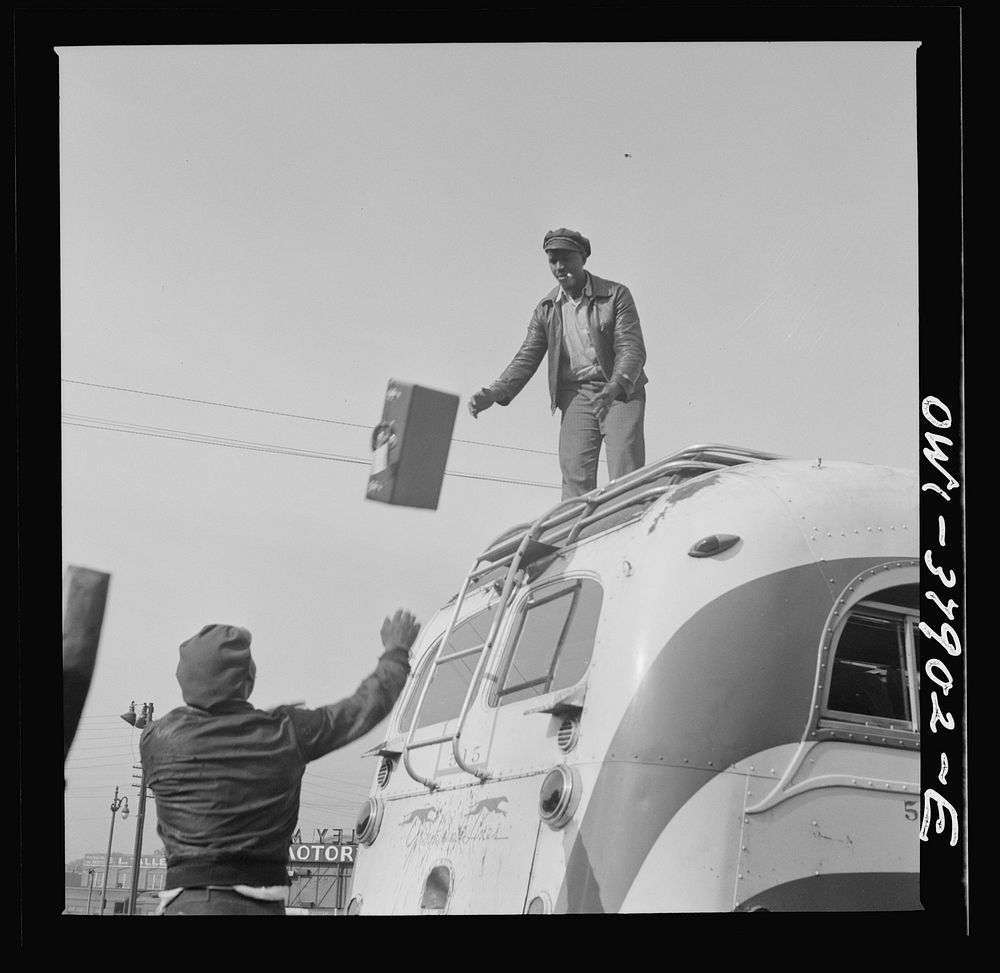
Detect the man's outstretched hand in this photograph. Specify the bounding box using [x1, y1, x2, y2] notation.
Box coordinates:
[381, 609, 421, 654]
[467, 387, 496, 418]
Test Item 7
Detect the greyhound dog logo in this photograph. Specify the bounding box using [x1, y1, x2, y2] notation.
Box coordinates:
[468, 796, 509, 817]
[399, 806, 439, 826]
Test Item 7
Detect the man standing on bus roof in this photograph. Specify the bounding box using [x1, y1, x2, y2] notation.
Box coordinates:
[139, 609, 420, 915]
[467, 228, 648, 498]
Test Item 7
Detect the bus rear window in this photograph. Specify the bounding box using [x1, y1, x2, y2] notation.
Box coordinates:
[399, 606, 498, 732]
[491, 578, 603, 707]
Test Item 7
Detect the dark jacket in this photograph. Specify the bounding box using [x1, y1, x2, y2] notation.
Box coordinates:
[489, 273, 648, 413]
[139, 624, 409, 889]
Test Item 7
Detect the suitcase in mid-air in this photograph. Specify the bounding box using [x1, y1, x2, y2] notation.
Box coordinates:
[365, 380, 459, 510]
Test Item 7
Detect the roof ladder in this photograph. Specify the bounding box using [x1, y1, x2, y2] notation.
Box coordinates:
[399, 518, 560, 790]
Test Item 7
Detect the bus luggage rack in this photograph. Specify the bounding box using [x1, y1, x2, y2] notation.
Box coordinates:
[400, 443, 784, 790]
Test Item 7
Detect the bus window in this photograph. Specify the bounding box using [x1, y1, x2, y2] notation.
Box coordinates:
[491, 578, 603, 707]
[398, 606, 498, 732]
[824, 596, 918, 728]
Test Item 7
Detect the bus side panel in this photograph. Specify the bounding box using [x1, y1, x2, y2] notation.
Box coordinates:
[550, 762, 716, 913]
[735, 741, 920, 911]
[616, 762, 757, 912]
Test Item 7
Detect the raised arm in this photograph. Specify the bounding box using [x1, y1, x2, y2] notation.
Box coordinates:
[287, 609, 421, 761]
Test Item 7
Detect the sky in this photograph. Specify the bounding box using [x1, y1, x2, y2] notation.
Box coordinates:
[59, 41, 920, 863]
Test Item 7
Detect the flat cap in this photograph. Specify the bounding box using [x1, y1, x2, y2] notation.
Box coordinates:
[542, 227, 591, 258]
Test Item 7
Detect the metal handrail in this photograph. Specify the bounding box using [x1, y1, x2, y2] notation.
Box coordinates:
[475, 444, 780, 565]
[448, 523, 551, 780]
[399, 530, 542, 789]
[400, 561, 482, 790]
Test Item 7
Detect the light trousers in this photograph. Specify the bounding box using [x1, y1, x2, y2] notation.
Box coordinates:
[557, 381, 646, 499]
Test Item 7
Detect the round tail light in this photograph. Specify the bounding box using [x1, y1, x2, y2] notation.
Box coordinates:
[356, 797, 384, 845]
[538, 764, 582, 829]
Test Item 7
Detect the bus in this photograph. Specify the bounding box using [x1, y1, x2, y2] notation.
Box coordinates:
[346, 444, 921, 913]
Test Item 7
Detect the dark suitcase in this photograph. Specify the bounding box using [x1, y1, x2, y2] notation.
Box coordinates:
[365, 380, 459, 510]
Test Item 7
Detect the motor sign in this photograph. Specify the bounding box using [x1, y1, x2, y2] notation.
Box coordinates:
[288, 843, 356, 864]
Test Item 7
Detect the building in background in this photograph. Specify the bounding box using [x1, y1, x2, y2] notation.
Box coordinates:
[64, 831, 357, 915]
[63, 850, 166, 916]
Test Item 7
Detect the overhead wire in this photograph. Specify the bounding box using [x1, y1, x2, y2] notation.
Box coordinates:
[62, 378, 563, 457]
[62, 413, 562, 490]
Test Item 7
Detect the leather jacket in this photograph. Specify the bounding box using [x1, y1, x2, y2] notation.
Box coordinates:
[489, 273, 648, 413]
[140, 624, 409, 889]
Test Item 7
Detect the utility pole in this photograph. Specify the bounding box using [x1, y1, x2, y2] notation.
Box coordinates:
[127, 760, 150, 915]
[121, 701, 154, 915]
[85, 868, 95, 916]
